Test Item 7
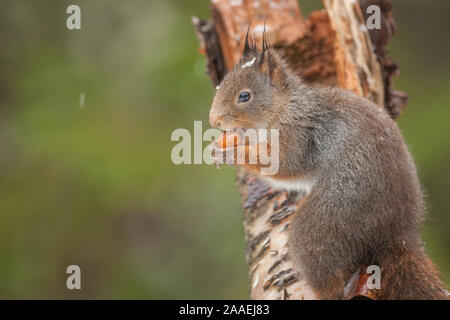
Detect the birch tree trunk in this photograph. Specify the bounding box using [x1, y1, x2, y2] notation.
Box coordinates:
[193, 0, 407, 299]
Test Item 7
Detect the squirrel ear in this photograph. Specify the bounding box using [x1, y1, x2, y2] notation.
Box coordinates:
[258, 24, 287, 86]
[259, 49, 286, 86]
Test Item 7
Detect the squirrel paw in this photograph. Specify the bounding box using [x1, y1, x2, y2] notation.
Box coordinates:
[209, 137, 242, 167]
[210, 145, 238, 167]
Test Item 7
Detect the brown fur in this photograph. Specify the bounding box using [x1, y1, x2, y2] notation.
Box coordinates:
[209, 39, 448, 299]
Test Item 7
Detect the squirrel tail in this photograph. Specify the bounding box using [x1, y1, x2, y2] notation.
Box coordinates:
[376, 243, 448, 300]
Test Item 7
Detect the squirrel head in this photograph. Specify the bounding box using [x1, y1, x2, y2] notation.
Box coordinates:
[209, 28, 291, 131]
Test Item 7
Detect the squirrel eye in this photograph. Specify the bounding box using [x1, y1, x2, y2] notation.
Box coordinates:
[238, 91, 251, 103]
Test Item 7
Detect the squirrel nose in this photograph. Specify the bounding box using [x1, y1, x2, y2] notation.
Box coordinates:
[209, 113, 222, 128]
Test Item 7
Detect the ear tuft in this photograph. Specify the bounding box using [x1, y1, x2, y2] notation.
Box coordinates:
[242, 23, 257, 58]
[241, 21, 269, 66]
[240, 21, 286, 86]
[261, 19, 270, 55]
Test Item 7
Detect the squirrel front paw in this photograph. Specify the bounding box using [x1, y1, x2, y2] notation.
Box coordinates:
[210, 143, 239, 168]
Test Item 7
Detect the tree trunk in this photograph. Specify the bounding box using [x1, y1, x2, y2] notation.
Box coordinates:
[193, 0, 407, 299]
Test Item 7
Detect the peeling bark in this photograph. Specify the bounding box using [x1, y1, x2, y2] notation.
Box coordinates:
[193, 0, 405, 299]
[324, 0, 384, 105]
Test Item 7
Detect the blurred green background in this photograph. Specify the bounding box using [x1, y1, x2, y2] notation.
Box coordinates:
[0, 0, 448, 299]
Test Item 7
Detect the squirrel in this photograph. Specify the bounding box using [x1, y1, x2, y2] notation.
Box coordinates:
[208, 32, 448, 300]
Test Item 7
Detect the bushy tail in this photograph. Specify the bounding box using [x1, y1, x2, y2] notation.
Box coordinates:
[376, 244, 448, 300]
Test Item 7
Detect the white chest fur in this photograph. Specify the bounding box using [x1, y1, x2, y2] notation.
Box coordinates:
[263, 176, 317, 195]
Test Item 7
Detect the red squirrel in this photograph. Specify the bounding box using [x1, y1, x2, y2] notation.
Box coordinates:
[209, 33, 448, 299]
